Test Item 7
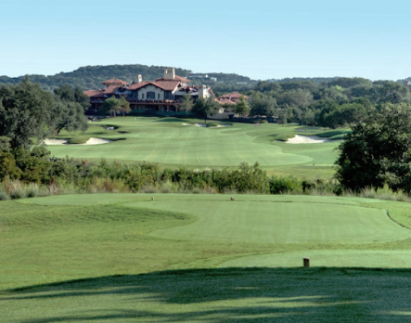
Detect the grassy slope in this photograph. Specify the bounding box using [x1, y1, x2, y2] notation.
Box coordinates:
[45, 117, 345, 178]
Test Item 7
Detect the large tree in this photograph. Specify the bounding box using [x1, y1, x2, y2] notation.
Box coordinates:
[249, 92, 276, 117]
[179, 94, 194, 112]
[191, 96, 219, 123]
[50, 100, 89, 134]
[0, 77, 54, 148]
[54, 84, 90, 111]
[335, 103, 411, 192]
[101, 96, 124, 117]
[235, 96, 249, 117]
[118, 97, 131, 116]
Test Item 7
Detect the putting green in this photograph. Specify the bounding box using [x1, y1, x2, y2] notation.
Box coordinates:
[45, 117, 340, 168]
[26, 194, 411, 245]
[219, 250, 411, 268]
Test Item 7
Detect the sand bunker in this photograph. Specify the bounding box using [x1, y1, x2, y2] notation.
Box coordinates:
[84, 138, 112, 145]
[43, 139, 68, 145]
[43, 138, 112, 145]
[286, 135, 330, 144]
[183, 123, 232, 128]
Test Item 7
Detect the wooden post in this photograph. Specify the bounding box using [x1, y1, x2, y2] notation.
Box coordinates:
[303, 257, 310, 268]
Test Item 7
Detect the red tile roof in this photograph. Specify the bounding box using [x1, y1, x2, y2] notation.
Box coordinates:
[128, 80, 180, 92]
[84, 89, 103, 97]
[104, 85, 123, 95]
[220, 92, 249, 100]
[155, 75, 190, 83]
[84, 85, 125, 98]
[217, 98, 237, 105]
[102, 78, 129, 86]
[155, 80, 181, 91]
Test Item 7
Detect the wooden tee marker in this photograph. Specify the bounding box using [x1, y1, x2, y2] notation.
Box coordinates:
[303, 257, 310, 268]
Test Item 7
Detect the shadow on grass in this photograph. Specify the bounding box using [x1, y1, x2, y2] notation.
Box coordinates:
[4, 267, 411, 323]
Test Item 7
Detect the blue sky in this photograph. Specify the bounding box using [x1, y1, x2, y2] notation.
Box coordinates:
[1, 0, 410, 80]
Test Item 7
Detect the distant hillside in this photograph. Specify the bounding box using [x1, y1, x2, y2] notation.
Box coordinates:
[0, 64, 257, 92]
[269, 77, 340, 84]
[2, 64, 408, 93]
[0, 65, 192, 91]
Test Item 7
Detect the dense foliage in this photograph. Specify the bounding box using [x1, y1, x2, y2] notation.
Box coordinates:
[243, 78, 411, 127]
[335, 103, 411, 192]
[0, 79, 89, 148]
[191, 96, 220, 123]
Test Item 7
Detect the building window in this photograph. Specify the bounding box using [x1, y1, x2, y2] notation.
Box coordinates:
[142, 93, 145, 99]
[147, 91, 155, 99]
[158, 94, 160, 99]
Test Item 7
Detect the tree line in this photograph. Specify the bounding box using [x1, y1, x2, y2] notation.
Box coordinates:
[0, 78, 89, 149]
[243, 77, 411, 127]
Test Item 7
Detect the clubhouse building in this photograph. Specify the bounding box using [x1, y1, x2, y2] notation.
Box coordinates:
[84, 68, 214, 114]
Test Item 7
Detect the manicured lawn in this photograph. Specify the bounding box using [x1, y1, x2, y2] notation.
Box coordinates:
[45, 117, 345, 178]
[1, 194, 411, 322]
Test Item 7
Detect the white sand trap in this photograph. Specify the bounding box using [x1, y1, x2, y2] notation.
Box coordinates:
[286, 135, 330, 144]
[183, 123, 232, 128]
[83, 138, 112, 145]
[43, 137, 111, 145]
[182, 123, 206, 127]
[43, 139, 68, 145]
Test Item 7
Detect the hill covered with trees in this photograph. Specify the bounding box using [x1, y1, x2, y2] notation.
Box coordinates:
[0, 64, 256, 92]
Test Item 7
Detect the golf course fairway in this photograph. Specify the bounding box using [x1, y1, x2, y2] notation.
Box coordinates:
[2, 193, 411, 322]
[44, 117, 343, 178]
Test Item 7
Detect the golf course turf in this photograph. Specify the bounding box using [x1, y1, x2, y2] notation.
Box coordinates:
[1, 193, 411, 322]
[44, 117, 345, 178]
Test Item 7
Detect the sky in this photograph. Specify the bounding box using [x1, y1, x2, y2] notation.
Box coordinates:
[1, 0, 411, 81]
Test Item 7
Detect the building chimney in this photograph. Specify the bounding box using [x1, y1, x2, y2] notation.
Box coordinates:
[164, 68, 176, 80]
[137, 75, 142, 84]
[199, 85, 209, 99]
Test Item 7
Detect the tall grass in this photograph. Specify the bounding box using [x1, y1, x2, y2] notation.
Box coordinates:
[2, 167, 411, 203]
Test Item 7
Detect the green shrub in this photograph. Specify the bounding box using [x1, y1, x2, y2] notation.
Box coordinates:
[67, 136, 90, 144]
[269, 176, 300, 194]
[10, 187, 26, 199]
[206, 122, 219, 127]
[0, 191, 10, 200]
[26, 184, 39, 198]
